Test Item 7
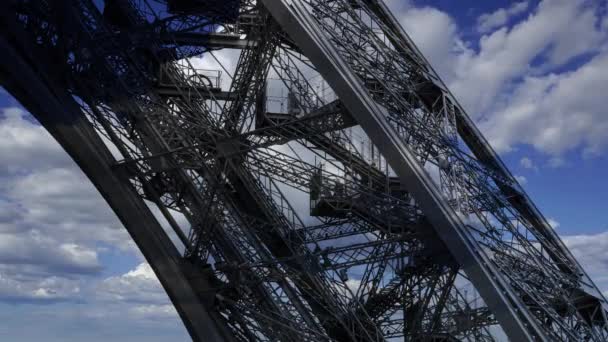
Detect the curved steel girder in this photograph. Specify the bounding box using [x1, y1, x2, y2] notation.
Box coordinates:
[0, 16, 235, 342]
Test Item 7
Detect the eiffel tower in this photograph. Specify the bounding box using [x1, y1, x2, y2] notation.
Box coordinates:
[1, 0, 607, 341]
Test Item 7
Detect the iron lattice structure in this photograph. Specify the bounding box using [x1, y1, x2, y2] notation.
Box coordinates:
[1, 0, 607, 341]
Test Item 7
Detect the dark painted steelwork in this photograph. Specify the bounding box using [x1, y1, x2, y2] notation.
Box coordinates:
[1, 0, 606, 341]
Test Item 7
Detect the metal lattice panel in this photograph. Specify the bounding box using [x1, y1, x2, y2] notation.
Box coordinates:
[1, 0, 606, 341]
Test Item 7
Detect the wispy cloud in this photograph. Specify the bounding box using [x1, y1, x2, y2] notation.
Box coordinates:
[477, 1, 529, 34]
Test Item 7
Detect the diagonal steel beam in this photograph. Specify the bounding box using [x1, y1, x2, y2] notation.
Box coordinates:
[258, 1, 547, 340]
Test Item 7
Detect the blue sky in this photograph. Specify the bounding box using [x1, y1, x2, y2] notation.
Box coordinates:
[1, 0, 607, 340]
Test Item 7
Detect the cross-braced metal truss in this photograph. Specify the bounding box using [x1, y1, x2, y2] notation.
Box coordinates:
[1, 0, 607, 341]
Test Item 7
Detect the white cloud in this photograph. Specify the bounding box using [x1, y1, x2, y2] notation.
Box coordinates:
[0, 272, 81, 303]
[0, 232, 101, 275]
[396, 6, 465, 84]
[189, 49, 240, 91]
[0, 107, 72, 175]
[514, 175, 528, 185]
[0, 1, 606, 339]
[384, 0, 413, 13]
[519, 157, 533, 169]
[547, 156, 566, 168]
[477, 1, 529, 34]
[453, 0, 606, 117]
[0, 261, 188, 340]
[92, 263, 182, 326]
[0, 107, 138, 305]
[547, 218, 560, 230]
[3, 167, 132, 251]
[96, 263, 167, 304]
[386, 0, 608, 301]
[563, 231, 608, 293]
[482, 52, 608, 155]
[397, 0, 608, 158]
[128, 304, 179, 321]
[0, 99, 196, 339]
[519, 157, 538, 171]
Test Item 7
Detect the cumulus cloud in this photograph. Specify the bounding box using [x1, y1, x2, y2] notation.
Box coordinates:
[93, 263, 181, 326]
[563, 231, 608, 293]
[0, 1, 607, 339]
[0, 272, 81, 303]
[396, 5, 465, 84]
[96, 263, 167, 304]
[0, 263, 187, 341]
[0, 102, 188, 337]
[519, 157, 538, 171]
[0, 107, 72, 175]
[547, 218, 560, 230]
[383, 0, 608, 300]
[481, 52, 608, 155]
[0, 162, 133, 252]
[519, 157, 533, 169]
[477, 1, 529, 34]
[0, 107, 135, 305]
[514, 175, 528, 185]
[397, 0, 608, 158]
[128, 304, 179, 321]
[0, 232, 101, 275]
[454, 0, 606, 117]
